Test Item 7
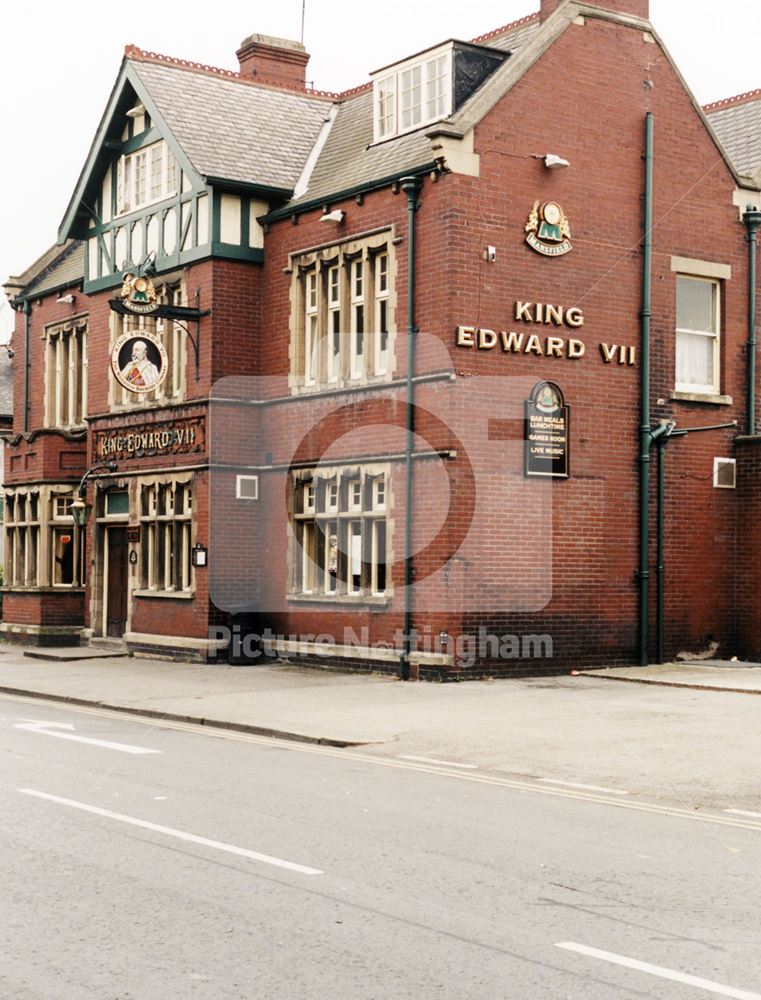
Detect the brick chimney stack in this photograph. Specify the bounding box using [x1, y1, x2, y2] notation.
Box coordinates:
[540, 0, 649, 21]
[236, 34, 310, 89]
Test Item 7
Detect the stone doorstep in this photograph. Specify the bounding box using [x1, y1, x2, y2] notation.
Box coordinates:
[21, 648, 128, 662]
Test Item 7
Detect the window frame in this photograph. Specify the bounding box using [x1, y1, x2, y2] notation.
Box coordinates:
[289, 232, 395, 394]
[674, 273, 722, 396]
[290, 466, 391, 603]
[372, 44, 453, 142]
[137, 479, 194, 595]
[44, 317, 88, 429]
[115, 140, 178, 217]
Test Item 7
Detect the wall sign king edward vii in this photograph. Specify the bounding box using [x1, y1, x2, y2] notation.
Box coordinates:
[525, 381, 571, 479]
[525, 201, 573, 257]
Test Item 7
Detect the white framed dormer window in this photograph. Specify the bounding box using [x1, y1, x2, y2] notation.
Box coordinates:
[116, 140, 178, 215]
[373, 43, 452, 142]
[675, 275, 721, 395]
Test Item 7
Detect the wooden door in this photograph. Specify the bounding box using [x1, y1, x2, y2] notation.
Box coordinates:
[106, 527, 128, 637]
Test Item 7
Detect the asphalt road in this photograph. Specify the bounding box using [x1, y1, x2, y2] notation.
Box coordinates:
[1, 693, 760, 1000]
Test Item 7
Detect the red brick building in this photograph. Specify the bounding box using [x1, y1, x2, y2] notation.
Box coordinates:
[3, 0, 761, 675]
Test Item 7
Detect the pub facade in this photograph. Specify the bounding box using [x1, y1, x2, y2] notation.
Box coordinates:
[3, 0, 761, 675]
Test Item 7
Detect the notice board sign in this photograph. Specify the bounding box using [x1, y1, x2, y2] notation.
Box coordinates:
[525, 381, 570, 479]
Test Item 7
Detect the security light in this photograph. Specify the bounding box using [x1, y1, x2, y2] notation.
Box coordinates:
[544, 154, 570, 169]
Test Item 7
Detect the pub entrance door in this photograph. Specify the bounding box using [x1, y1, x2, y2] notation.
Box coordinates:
[105, 526, 129, 637]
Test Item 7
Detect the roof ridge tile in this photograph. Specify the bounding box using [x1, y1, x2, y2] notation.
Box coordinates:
[470, 12, 540, 45]
[124, 45, 339, 100]
[704, 88, 761, 113]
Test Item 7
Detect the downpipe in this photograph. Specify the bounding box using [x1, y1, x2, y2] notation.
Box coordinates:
[743, 206, 761, 435]
[638, 113, 654, 667]
[399, 175, 422, 681]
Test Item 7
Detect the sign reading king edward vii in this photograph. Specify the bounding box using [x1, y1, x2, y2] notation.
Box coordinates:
[94, 415, 205, 462]
[525, 382, 570, 479]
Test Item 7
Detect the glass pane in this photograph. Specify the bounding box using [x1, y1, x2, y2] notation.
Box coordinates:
[677, 277, 716, 333]
[53, 529, 75, 585]
[106, 491, 129, 516]
[676, 330, 714, 387]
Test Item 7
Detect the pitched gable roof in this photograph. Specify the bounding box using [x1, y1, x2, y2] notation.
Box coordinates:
[129, 54, 332, 191]
[4, 240, 83, 302]
[59, 48, 335, 242]
[705, 90, 761, 181]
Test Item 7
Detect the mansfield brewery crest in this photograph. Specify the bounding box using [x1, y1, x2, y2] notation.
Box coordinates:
[119, 272, 160, 314]
[525, 201, 572, 257]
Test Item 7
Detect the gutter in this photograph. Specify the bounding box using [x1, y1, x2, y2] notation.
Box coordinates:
[261, 162, 439, 224]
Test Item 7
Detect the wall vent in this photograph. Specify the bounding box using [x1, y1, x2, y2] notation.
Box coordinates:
[713, 457, 736, 489]
[236, 474, 259, 500]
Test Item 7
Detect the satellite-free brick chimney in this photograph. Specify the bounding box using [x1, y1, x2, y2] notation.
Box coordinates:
[236, 33, 310, 89]
[540, 0, 649, 20]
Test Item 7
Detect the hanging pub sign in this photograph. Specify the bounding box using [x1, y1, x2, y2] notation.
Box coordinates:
[111, 330, 168, 394]
[525, 381, 571, 478]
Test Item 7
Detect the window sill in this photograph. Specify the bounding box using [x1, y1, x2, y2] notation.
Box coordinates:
[287, 592, 391, 607]
[0, 586, 85, 594]
[671, 391, 733, 406]
[133, 589, 195, 600]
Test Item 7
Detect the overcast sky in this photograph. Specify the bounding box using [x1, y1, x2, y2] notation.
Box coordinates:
[1, 0, 758, 341]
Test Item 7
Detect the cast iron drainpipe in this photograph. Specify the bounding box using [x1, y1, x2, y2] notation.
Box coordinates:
[399, 175, 422, 682]
[638, 112, 655, 666]
[23, 299, 31, 434]
[653, 420, 737, 664]
[743, 207, 761, 435]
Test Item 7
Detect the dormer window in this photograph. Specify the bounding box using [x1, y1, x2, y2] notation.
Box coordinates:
[116, 140, 178, 215]
[374, 44, 452, 141]
[372, 40, 508, 143]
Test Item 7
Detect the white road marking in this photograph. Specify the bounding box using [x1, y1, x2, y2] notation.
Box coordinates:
[539, 778, 629, 796]
[556, 942, 761, 999]
[4, 695, 761, 835]
[18, 789, 323, 876]
[14, 719, 160, 755]
[399, 755, 478, 769]
[725, 809, 761, 820]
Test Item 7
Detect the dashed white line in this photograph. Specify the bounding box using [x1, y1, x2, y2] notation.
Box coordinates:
[725, 809, 761, 820]
[539, 778, 629, 796]
[556, 942, 761, 999]
[398, 755, 478, 769]
[18, 789, 323, 876]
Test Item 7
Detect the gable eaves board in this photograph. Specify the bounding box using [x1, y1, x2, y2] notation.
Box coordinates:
[57, 59, 205, 244]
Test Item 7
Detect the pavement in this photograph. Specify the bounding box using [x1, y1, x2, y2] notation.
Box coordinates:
[2, 644, 761, 811]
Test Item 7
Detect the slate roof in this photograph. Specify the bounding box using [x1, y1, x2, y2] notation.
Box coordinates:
[4, 240, 83, 301]
[130, 57, 333, 191]
[705, 91, 761, 180]
[288, 14, 542, 208]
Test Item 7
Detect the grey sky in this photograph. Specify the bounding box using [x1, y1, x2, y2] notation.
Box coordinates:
[1, 0, 758, 341]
